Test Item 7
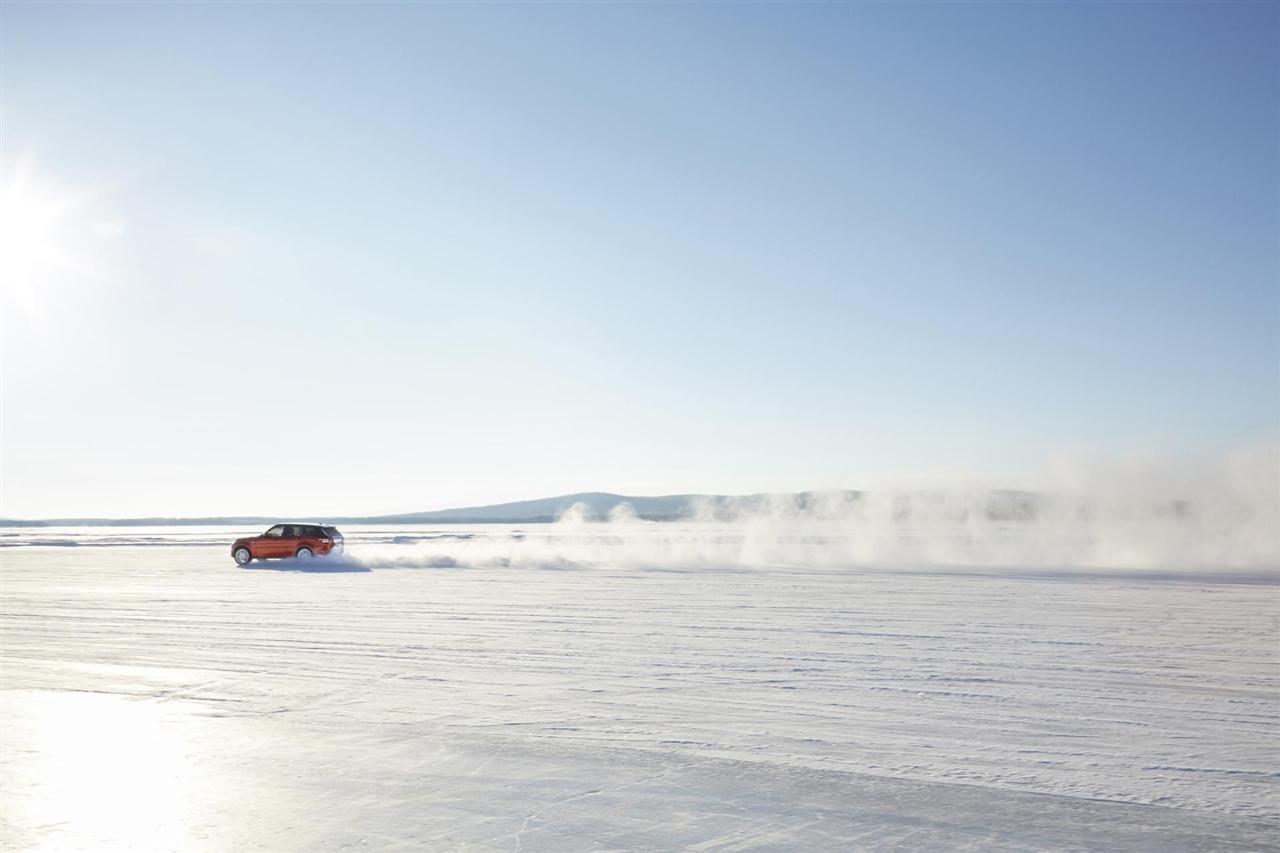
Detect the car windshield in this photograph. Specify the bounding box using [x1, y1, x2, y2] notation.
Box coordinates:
[263, 525, 285, 537]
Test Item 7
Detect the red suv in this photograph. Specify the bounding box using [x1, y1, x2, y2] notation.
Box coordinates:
[232, 524, 344, 565]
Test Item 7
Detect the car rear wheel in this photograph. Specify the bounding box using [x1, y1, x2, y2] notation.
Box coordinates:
[233, 547, 252, 565]
[296, 547, 313, 559]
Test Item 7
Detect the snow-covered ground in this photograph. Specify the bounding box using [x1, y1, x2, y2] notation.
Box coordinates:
[2, 524, 1277, 850]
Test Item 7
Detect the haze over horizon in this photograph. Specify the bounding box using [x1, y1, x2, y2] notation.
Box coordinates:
[2, 2, 1277, 518]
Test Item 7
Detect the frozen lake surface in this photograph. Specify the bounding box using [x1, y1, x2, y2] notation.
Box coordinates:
[2, 524, 1277, 850]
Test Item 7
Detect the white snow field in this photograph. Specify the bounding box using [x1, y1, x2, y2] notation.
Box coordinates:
[2, 523, 1277, 851]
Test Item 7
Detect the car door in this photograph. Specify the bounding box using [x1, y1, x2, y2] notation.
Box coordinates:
[295, 525, 319, 554]
[259, 524, 288, 558]
[280, 525, 303, 557]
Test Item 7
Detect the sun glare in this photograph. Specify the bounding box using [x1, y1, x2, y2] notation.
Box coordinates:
[2, 691, 209, 851]
[0, 158, 119, 318]
[1, 165, 69, 289]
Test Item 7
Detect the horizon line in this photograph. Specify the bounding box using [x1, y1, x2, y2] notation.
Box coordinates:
[0, 486, 1058, 526]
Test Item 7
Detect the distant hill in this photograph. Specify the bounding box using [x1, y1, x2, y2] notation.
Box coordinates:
[364, 492, 700, 524]
[0, 489, 1047, 527]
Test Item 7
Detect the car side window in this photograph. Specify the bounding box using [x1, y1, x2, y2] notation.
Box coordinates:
[264, 525, 284, 538]
[284, 525, 300, 537]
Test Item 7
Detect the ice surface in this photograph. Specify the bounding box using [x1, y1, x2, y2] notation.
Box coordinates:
[2, 525, 1277, 850]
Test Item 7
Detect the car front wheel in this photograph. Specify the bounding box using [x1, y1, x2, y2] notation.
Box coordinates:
[296, 547, 313, 559]
[233, 547, 252, 565]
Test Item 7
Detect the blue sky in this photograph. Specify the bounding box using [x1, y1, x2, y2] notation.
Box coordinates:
[1, 1, 1276, 517]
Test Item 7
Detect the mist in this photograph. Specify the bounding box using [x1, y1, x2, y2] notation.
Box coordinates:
[341, 444, 1278, 574]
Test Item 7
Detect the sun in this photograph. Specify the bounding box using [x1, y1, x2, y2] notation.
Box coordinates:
[0, 157, 120, 320]
[0, 160, 80, 292]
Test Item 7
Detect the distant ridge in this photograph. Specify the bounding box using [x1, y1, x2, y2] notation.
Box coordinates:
[365, 492, 698, 524]
[0, 489, 1048, 528]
